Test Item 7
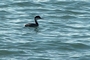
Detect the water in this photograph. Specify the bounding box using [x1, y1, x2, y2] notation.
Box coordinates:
[0, 0, 90, 60]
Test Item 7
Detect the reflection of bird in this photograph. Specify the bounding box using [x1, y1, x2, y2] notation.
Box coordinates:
[25, 16, 42, 27]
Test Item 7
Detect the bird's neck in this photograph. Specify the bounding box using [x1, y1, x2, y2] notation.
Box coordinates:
[35, 18, 39, 25]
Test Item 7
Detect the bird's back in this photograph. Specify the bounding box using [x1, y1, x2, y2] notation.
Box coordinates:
[25, 23, 38, 27]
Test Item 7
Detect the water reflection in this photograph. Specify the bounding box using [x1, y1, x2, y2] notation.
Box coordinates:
[24, 27, 40, 34]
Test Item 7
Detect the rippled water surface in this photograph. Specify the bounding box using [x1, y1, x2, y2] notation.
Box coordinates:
[0, 0, 90, 60]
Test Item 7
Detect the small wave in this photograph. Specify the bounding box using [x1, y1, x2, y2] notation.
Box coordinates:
[31, 0, 50, 3]
[10, 1, 44, 7]
[0, 4, 9, 8]
[0, 10, 11, 15]
[60, 15, 76, 19]
[70, 43, 90, 49]
[10, 2, 34, 7]
[57, 0, 90, 2]
[0, 49, 25, 56]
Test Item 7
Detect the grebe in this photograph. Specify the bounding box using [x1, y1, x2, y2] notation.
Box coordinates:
[25, 16, 42, 27]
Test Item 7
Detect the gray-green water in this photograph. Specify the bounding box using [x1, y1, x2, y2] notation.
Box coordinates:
[0, 0, 90, 60]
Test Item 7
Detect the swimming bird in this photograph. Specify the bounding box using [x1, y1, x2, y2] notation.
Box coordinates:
[25, 16, 42, 27]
